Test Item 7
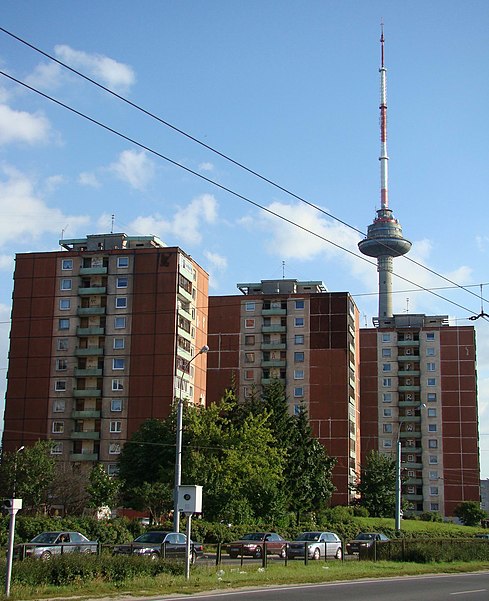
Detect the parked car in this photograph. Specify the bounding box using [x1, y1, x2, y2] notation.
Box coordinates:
[113, 531, 203, 562]
[346, 532, 390, 554]
[287, 531, 343, 560]
[475, 533, 489, 539]
[227, 532, 287, 558]
[14, 531, 98, 560]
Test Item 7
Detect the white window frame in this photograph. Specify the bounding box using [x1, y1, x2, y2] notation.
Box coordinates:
[61, 259, 73, 270]
[427, 392, 437, 402]
[427, 378, 436, 386]
[111, 399, 123, 412]
[382, 363, 391, 372]
[383, 378, 392, 387]
[56, 358, 67, 371]
[115, 297, 127, 309]
[116, 277, 128, 288]
[294, 317, 304, 327]
[294, 351, 305, 362]
[60, 278, 72, 291]
[429, 455, 438, 464]
[112, 379, 124, 391]
[383, 408, 392, 417]
[107, 464, 119, 476]
[383, 423, 393, 433]
[426, 332, 435, 340]
[294, 387, 304, 398]
[109, 443, 121, 455]
[55, 380, 66, 391]
[114, 316, 127, 329]
[428, 424, 437, 432]
[110, 420, 122, 433]
[113, 338, 125, 350]
[295, 299, 305, 310]
[58, 318, 70, 330]
[427, 408, 437, 417]
[382, 392, 392, 403]
[245, 301, 255, 311]
[57, 338, 69, 351]
[59, 298, 71, 311]
[428, 439, 438, 448]
[382, 439, 392, 448]
[52, 421, 64, 433]
[294, 334, 304, 344]
[244, 318, 255, 328]
[117, 257, 129, 268]
[53, 399, 65, 413]
[427, 362, 436, 372]
[382, 348, 391, 357]
[51, 442, 63, 454]
[293, 369, 304, 380]
[426, 347, 435, 356]
[112, 358, 125, 370]
[382, 333, 391, 342]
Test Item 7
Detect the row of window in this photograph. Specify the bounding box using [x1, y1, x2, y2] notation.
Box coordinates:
[381, 332, 437, 342]
[383, 392, 438, 403]
[59, 277, 128, 290]
[244, 334, 305, 345]
[382, 407, 438, 420]
[58, 316, 128, 330]
[245, 300, 305, 311]
[244, 351, 305, 363]
[382, 348, 436, 357]
[53, 399, 123, 412]
[54, 378, 126, 392]
[382, 362, 437, 371]
[62, 257, 129, 270]
[52, 420, 122, 433]
[245, 317, 305, 328]
[382, 377, 438, 387]
[51, 442, 122, 456]
[244, 369, 305, 380]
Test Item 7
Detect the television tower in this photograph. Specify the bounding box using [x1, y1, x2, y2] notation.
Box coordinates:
[358, 26, 411, 319]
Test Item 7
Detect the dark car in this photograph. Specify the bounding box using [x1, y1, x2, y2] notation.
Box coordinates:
[14, 531, 98, 560]
[346, 532, 390, 554]
[287, 531, 343, 560]
[113, 531, 203, 562]
[475, 533, 489, 539]
[228, 532, 286, 558]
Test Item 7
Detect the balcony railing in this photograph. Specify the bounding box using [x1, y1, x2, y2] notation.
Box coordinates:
[70, 453, 98, 461]
[73, 389, 102, 398]
[78, 286, 106, 296]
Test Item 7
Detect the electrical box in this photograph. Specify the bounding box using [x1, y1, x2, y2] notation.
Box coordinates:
[177, 485, 202, 515]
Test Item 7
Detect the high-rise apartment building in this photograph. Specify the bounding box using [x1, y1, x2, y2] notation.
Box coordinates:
[360, 314, 479, 517]
[207, 279, 361, 505]
[3, 233, 209, 474]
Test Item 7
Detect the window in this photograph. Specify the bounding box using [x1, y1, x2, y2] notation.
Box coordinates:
[427, 362, 436, 372]
[114, 316, 126, 329]
[112, 379, 124, 391]
[116, 277, 128, 288]
[293, 404, 302, 416]
[244, 369, 254, 380]
[245, 318, 255, 328]
[116, 297, 127, 309]
[429, 455, 438, 464]
[244, 335, 255, 345]
[430, 503, 439, 511]
[426, 332, 435, 340]
[113, 358, 125, 370]
[59, 298, 71, 310]
[428, 424, 437, 432]
[245, 301, 255, 311]
[53, 399, 65, 412]
[427, 392, 437, 402]
[56, 358, 67, 371]
[295, 299, 305, 310]
[426, 347, 435, 356]
[110, 421, 122, 433]
[244, 386, 252, 398]
[52, 421, 64, 433]
[245, 352, 255, 363]
[382, 348, 391, 357]
[382, 363, 391, 372]
[429, 470, 439, 480]
[294, 317, 304, 327]
[51, 443, 63, 454]
[111, 399, 123, 412]
[113, 338, 125, 350]
[294, 387, 304, 397]
[382, 333, 391, 342]
[383, 378, 392, 387]
[407, 454, 415, 462]
[107, 464, 119, 476]
[382, 440, 392, 448]
[58, 318, 70, 330]
[427, 408, 437, 417]
[294, 369, 304, 379]
[427, 378, 436, 386]
[57, 338, 69, 350]
[62, 259, 73, 270]
[109, 443, 121, 455]
[383, 423, 393, 433]
[60, 278, 72, 290]
[294, 334, 304, 344]
[430, 486, 439, 496]
[294, 351, 305, 362]
[383, 392, 392, 403]
[55, 380, 66, 391]
[117, 257, 129, 268]
[428, 439, 438, 448]
[383, 408, 392, 417]
[407, 486, 415, 494]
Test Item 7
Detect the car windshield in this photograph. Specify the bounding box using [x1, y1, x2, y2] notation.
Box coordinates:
[241, 533, 266, 541]
[295, 532, 320, 542]
[30, 533, 61, 544]
[357, 533, 375, 540]
[134, 532, 168, 544]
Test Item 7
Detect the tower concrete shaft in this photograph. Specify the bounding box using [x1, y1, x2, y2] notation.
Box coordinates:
[358, 26, 411, 319]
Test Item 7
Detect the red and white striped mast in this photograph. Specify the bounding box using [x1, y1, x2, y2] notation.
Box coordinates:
[379, 22, 389, 210]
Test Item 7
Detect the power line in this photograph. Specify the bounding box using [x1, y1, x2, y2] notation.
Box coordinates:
[0, 26, 487, 310]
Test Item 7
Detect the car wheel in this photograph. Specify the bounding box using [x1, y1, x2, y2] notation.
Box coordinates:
[279, 547, 286, 559]
[312, 547, 320, 561]
[149, 552, 159, 561]
[191, 551, 197, 564]
[40, 551, 52, 561]
[82, 548, 93, 555]
[335, 547, 343, 560]
[254, 547, 262, 558]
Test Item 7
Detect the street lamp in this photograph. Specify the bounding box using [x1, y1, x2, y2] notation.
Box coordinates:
[173, 345, 209, 532]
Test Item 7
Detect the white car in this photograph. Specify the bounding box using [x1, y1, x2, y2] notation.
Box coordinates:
[287, 531, 343, 560]
[14, 531, 98, 560]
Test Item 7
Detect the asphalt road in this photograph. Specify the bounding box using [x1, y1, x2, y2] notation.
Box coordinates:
[148, 571, 489, 601]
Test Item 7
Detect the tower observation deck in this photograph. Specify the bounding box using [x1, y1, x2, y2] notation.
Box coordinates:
[358, 26, 411, 319]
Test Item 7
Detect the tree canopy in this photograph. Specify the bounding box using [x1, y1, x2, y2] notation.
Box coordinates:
[352, 450, 397, 517]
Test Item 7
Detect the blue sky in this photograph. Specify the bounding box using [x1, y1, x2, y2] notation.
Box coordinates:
[0, 1, 488, 477]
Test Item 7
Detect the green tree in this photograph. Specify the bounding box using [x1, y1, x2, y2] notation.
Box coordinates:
[353, 450, 397, 517]
[87, 463, 120, 509]
[48, 463, 89, 515]
[453, 501, 487, 526]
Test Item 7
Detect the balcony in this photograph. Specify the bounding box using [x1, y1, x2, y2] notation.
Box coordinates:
[178, 286, 193, 303]
[71, 410, 101, 419]
[403, 461, 423, 469]
[77, 326, 105, 336]
[398, 370, 420, 377]
[74, 368, 103, 377]
[397, 340, 419, 347]
[70, 431, 100, 440]
[79, 266, 108, 275]
[261, 325, 286, 333]
[73, 389, 102, 398]
[261, 343, 286, 350]
[398, 385, 421, 392]
[400, 430, 421, 439]
[261, 360, 286, 368]
[70, 453, 98, 462]
[261, 308, 286, 316]
[78, 286, 106, 296]
[397, 354, 420, 361]
[75, 347, 104, 356]
[399, 399, 420, 407]
[77, 307, 106, 316]
[405, 477, 423, 485]
[404, 493, 423, 501]
[261, 378, 285, 386]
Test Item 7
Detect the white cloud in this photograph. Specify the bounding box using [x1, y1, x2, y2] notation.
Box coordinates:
[0, 104, 51, 145]
[0, 164, 90, 248]
[204, 251, 227, 270]
[199, 162, 214, 172]
[109, 150, 155, 190]
[476, 235, 489, 252]
[54, 45, 135, 92]
[78, 171, 101, 188]
[44, 175, 65, 194]
[130, 193, 218, 246]
[25, 62, 63, 90]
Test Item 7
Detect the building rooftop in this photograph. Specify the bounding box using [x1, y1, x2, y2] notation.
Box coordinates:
[237, 279, 328, 295]
[59, 233, 167, 252]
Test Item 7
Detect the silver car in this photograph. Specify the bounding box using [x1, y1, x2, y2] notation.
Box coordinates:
[287, 531, 343, 560]
[14, 531, 98, 560]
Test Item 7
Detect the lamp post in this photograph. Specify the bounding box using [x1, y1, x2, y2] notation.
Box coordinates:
[5, 446, 25, 597]
[173, 345, 209, 533]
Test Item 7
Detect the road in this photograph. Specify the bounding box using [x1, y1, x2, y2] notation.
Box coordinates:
[145, 571, 489, 601]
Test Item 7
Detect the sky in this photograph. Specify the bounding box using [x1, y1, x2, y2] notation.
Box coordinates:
[0, 1, 488, 478]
